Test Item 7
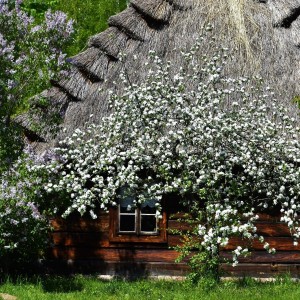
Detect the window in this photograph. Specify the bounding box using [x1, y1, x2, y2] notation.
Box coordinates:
[109, 192, 167, 243]
[119, 196, 158, 234]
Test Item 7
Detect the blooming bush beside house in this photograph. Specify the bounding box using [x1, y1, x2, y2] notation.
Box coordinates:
[39, 28, 300, 279]
[0, 146, 71, 270]
[0, 148, 49, 270]
[0, 0, 73, 171]
[0, 0, 73, 270]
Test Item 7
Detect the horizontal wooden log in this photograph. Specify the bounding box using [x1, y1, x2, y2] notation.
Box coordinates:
[168, 219, 192, 232]
[51, 232, 110, 247]
[168, 235, 298, 251]
[43, 259, 300, 277]
[51, 212, 291, 234]
[169, 212, 284, 222]
[224, 237, 299, 251]
[43, 260, 190, 276]
[53, 245, 300, 264]
[51, 232, 168, 248]
[168, 220, 291, 237]
[50, 213, 109, 232]
[50, 247, 182, 262]
[255, 223, 291, 237]
[221, 251, 300, 263]
[222, 263, 300, 277]
[255, 213, 284, 222]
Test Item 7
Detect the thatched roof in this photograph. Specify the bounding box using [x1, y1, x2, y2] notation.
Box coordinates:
[18, 0, 300, 150]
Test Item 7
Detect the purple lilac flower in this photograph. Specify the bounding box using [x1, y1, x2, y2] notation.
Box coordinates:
[45, 9, 74, 37]
[0, 33, 15, 56]
[30, 25, 41, 34]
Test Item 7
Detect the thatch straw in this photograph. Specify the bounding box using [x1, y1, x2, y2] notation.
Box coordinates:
[108, 7, 154, 41]
[166, 0, 193, 10]
[70, 47, 109, 81]
[291, 18, 300, 46]
[269, 0, 300, 27]
[88, 27, 130, 59]
[21, 0, 300, 146]
[131, 0, 172, 23]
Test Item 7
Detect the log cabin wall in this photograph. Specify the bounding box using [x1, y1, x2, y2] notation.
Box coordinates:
[49, 211, 300, 278]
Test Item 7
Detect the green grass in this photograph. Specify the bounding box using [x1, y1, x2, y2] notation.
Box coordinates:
[1, 275, 300, 300]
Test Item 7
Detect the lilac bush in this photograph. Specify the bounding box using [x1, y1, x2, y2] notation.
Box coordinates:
[0, 0, 73, 268]
[0, 0, 73, 170]
[0, 147, 49, 267]
[0, 144, 73, 268]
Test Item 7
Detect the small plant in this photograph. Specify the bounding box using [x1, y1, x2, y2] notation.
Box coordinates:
[292, 95, 300, 109]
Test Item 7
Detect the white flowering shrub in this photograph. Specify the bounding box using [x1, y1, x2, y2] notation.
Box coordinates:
[41, 28, 300, 278]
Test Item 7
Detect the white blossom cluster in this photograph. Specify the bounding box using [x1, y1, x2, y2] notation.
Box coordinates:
[40, 32, 300, 265]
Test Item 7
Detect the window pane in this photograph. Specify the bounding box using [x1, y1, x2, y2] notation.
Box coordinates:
[141, 205, 156, 214]
[141, 199, 156, 214]
[141, 215, 157, 233]
[119, 215, 136, 232]
[120, 196, 135, 213]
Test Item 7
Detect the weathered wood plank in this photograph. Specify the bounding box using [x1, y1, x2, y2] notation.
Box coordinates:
[51, 213, 109, 232]
[255, 223, 291, 237]
[221, 251, 300, 263]
[224, 237, 299, 251]
[168, 219, 192, 232]
[44, 260, 190, 276]
[51, 232, 169, 248]
[50, 247, 181, 262]
[222, 263, 300, 277]
[168, 221, 291, 237]
[51, 232, 110, 247]
[168, 235, 299, 251]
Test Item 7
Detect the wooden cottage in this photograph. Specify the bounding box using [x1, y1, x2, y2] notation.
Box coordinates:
[49, 206, 300, 278]
[17, 0, 300, 277]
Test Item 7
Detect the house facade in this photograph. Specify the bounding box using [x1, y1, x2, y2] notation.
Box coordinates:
[49, 204, 300, 278]
[18, 0, 300, 277]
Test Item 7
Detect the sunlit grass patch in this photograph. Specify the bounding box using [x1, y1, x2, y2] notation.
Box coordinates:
[1, 275, 300, 300]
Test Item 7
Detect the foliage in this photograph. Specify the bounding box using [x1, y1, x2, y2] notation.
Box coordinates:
[0, 145, 75, 269]
[37, 26, 300, 280]
[0, 0, 73, 171]
[0, 125, 24, 173]
[173, 214, 221, 283]
[293, 95, 300, 110]
[0, 0, 128, 269]
[0, 148, 51, 269]
[22, 0, 128, 55]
